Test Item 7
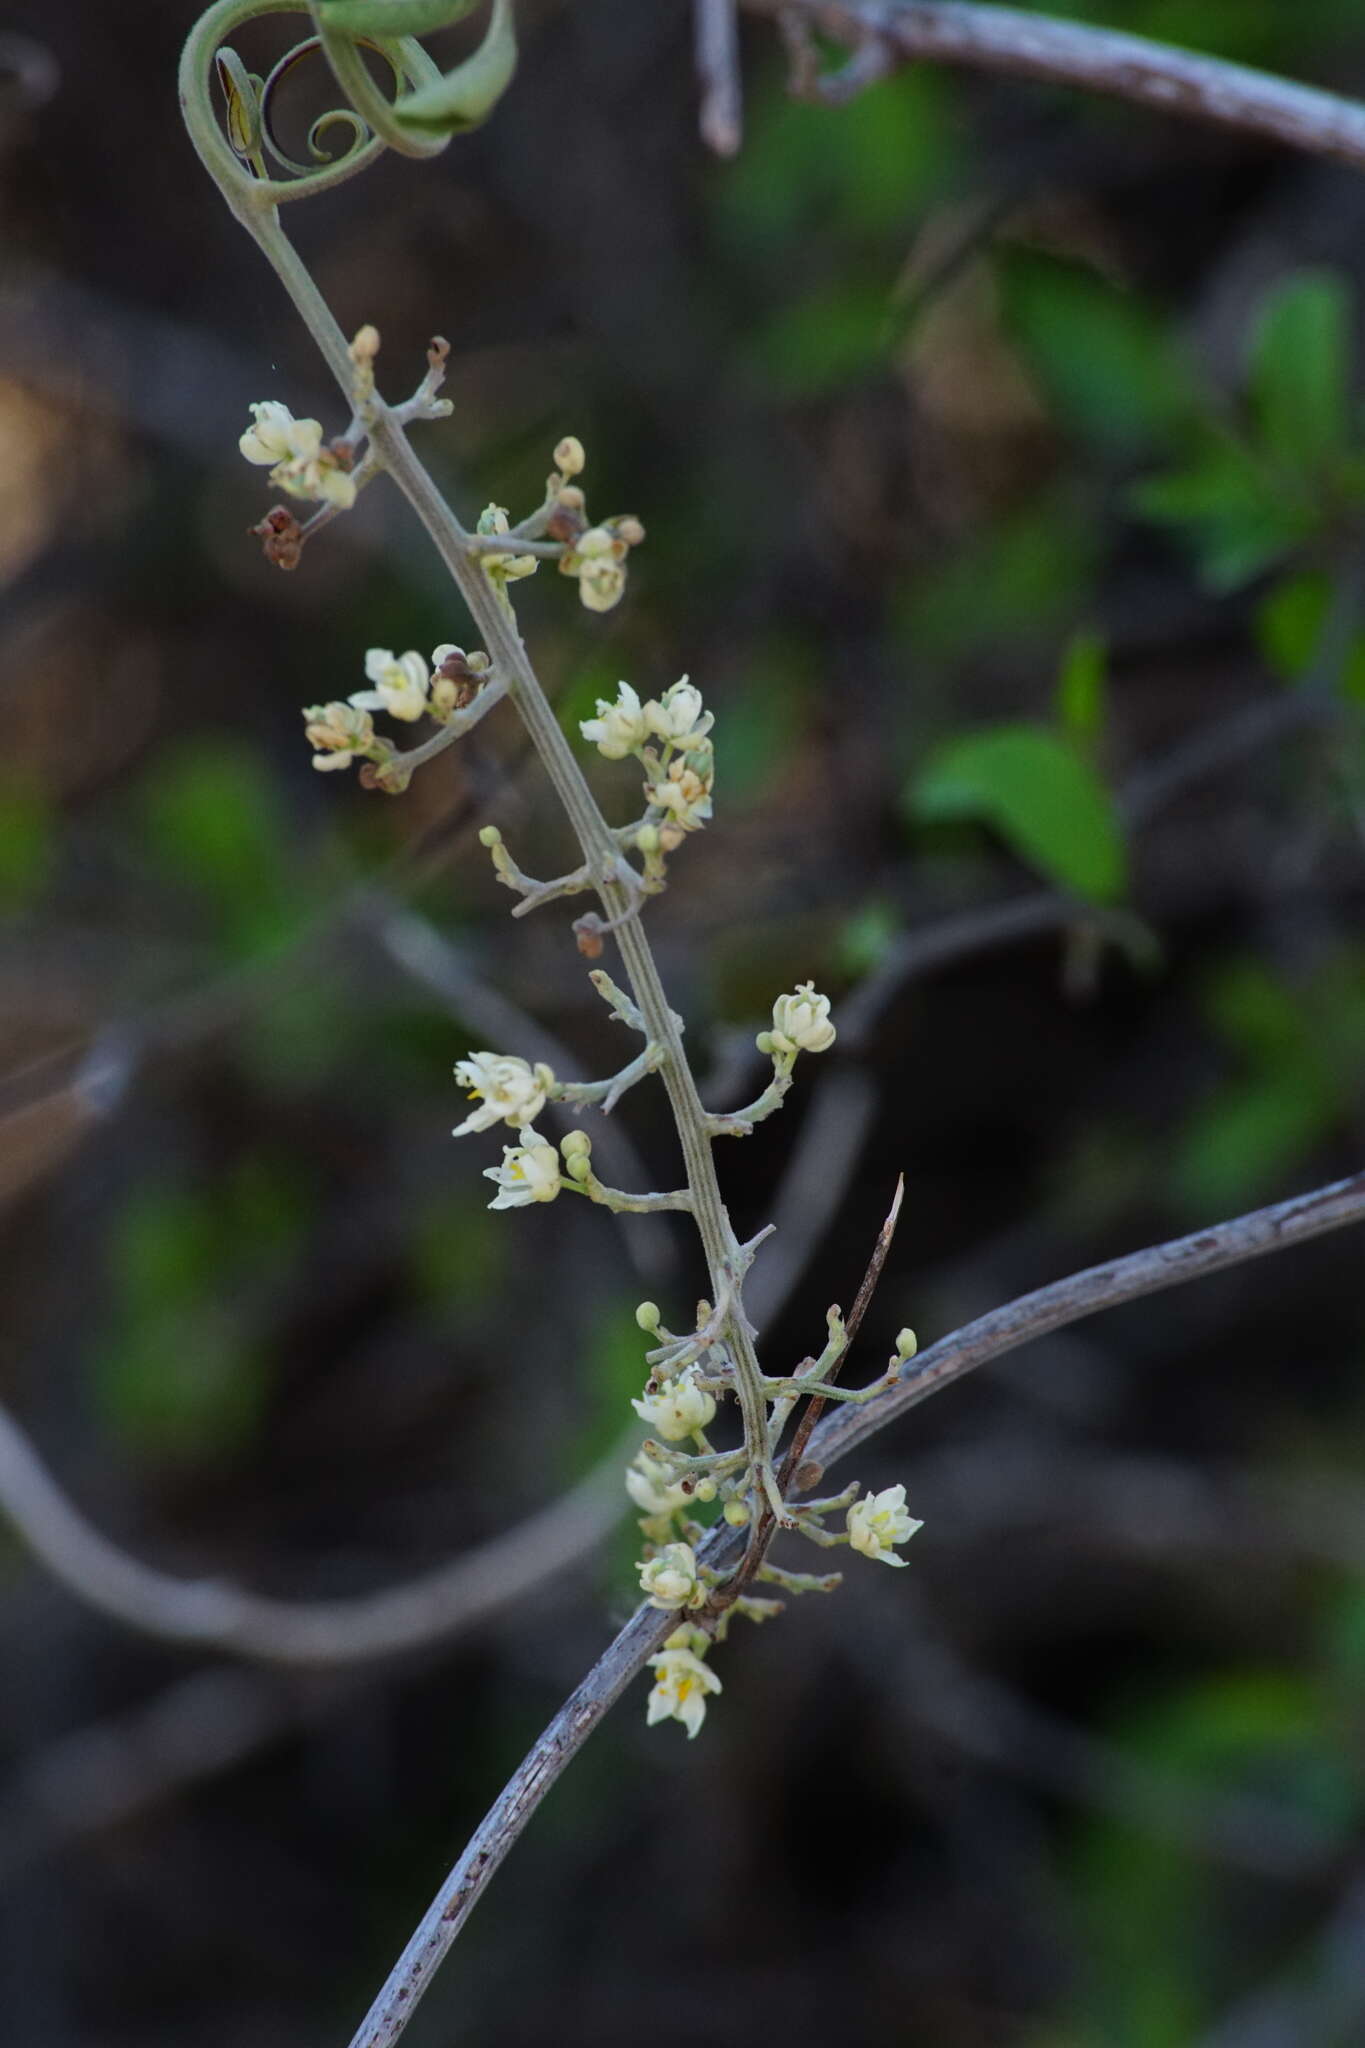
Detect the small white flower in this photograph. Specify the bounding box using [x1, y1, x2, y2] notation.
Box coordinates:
[631, 1370, 716, 1442]
[770, 982, 836, 1056]
[581, 681, 650, 760]
[638, 1542, 702, 1611]
[645, 750, 714, 845]
[350, 649, 431, 724]
[625, 1451, 691, 1522]
[307, 459, 358, 511]
[846, 1483, 922, 1567]
[578, 552, 626, 613]
[241, 404, 356, 508]
[239, 401, 321, 467]
[452, 1053, 553, 1137]
[644, 676, 710, 743]
[302, 700, 376, 772]
[646, 1640, 721, 1738]
[483, 1128, 562, 1211]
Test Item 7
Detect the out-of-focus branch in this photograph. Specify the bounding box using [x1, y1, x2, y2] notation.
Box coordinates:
[696, 0, 744, 155]
[0, 1667, 336, 1885]
[0, 1404, 628, 1667]
[1193, 1863, 1365, 2047]
[741, 2, 1365, 170]
[342, 1167, 1365, 2048]
[851, 1592, 1333, 1881]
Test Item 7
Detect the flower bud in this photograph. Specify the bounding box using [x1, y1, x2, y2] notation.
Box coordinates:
[635, 1301, 661, 1333]
[554, 435, 586, 476]
[478, 825, 502, 847]
[638, 1542, 701, 1611]
[723, 1499, 751, 1528]
[895, 1328, 918, 1362]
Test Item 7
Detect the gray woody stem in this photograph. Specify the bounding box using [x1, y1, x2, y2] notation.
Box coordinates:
[345, 1168, 1365, 2048]
[741, 1, 1365, 168]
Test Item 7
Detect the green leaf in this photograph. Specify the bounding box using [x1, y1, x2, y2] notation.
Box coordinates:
[893, 496, 1097, 660]
[1054, 629, 1107, 745]
[1249, 269, 1351, 478]
[909, 723, 1127, 902]
[748, 280, 894, 398]
[140, 740, 304, 959]
[998, 251, 1193, 455]
[316, 0, 480, 33]
[717, 67, 952, 251]
[1256, 571, 1365, 701]
[393, 0, 516, 134]
[1132, 429, 1310, 591]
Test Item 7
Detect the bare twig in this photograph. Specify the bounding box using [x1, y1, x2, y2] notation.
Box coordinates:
[696, 0, 744, 156]
[803, 1170, 1365, 1480]
[739, 2, 1365, 171]
[779, 1171, 903, 1489]
[344, 1168, 1365, 2047]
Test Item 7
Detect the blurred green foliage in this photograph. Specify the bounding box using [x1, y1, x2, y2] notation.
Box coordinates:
[1065, 1654, 1363, 2047]
[1174, 952, 1365, 1213]
[94, 1156, 308, 1458]
[0, 778, 50, 911]
[1136, 273, 1365, 589]
[910, 720, 1127, 901]
[908, 624, 1125, 901]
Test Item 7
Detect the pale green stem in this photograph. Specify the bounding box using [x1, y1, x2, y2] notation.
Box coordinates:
[215, 197, 784, 1514]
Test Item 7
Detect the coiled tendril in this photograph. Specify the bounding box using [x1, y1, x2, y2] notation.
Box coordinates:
[180, 0, 514, 216]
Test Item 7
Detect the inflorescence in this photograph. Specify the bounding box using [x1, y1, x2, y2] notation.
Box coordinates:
[238, 333, 922, 1739]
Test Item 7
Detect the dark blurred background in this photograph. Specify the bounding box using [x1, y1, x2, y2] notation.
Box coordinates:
[4, 2, 1365, 2043]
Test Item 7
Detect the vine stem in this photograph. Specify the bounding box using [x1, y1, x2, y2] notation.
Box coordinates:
[343, 1166, 1365, 2048]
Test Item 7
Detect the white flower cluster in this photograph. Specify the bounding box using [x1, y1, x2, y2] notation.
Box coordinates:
[581, 676, 716, 851]
[624, 1276, 923, 1739]
[301, 644, 490, 774]
[353, 643, 490, 725]
[240, 401, 356, 509]
[541, 437, 645, 615]
[447, 1051, 574, 1212]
